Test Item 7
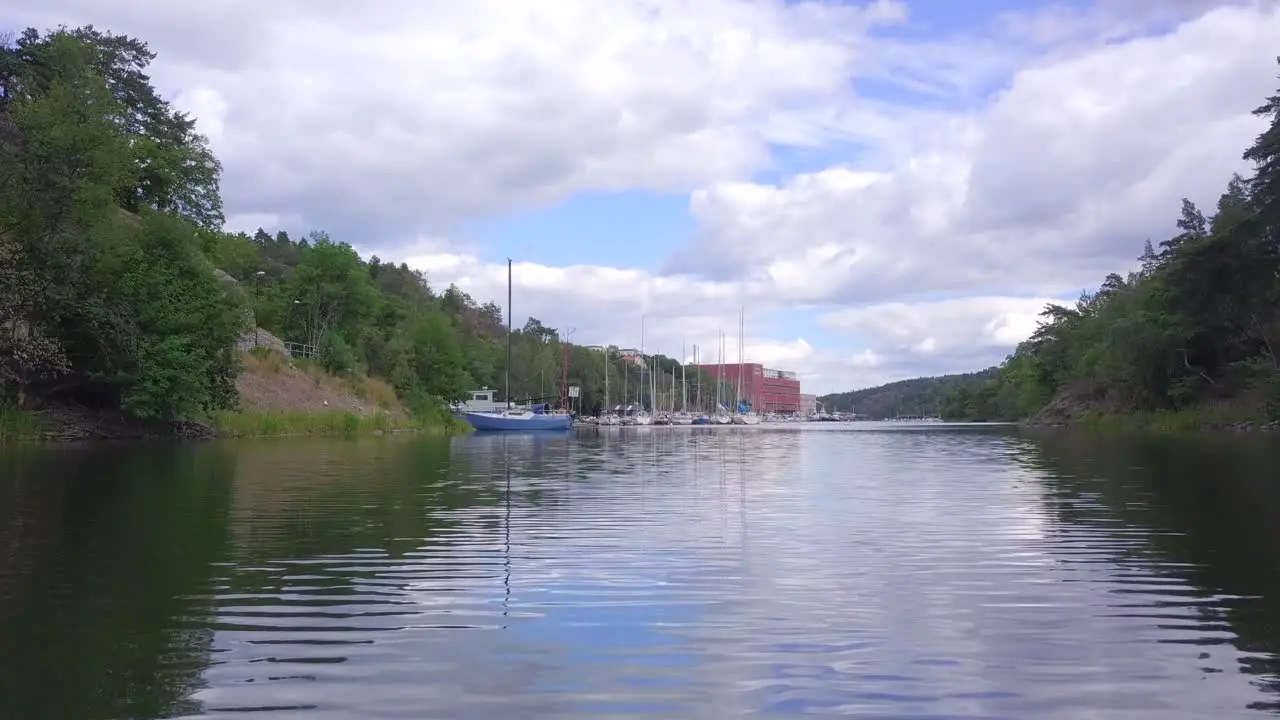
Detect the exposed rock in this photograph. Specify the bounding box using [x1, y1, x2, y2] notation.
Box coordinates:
[236, 326, 291, 356]
[1027, 384, 1114, 426]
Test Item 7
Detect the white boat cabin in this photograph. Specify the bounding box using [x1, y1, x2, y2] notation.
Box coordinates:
[454, 388, 507, 413]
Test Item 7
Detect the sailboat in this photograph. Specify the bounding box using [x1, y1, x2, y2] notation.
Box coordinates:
[690, 343, 710, 424]
[632, 316, 653, 425]
[599, 348, 619, 425]
[462, 259, 573, 432]
[671, 343, 693, 424]
[651, 343, 672, 424]
[711, 330, 732, 425]
[732, 306, 762, 425]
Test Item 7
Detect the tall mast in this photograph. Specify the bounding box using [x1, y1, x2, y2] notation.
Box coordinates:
[717, 331, 724, 410]
[738, 306, 745, 412]
[736, 306, 743, 411]
[505, 258, 512, 409]
[694, 345, 701, 411]
[639, 315, 645, 408]
[653, 343, 659, 412]
[670, 361, 676, 413]
[680, 337, 687, 412]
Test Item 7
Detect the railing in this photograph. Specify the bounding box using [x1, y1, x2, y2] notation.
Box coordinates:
[282, 341, 318, 359]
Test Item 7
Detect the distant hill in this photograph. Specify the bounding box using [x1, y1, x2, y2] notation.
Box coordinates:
[818, 368, 999, 419]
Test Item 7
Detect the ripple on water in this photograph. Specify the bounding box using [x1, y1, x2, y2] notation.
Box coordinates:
[6, 426, 1278, 719]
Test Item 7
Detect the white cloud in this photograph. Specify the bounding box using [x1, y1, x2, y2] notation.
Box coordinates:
[819, 296, 1068, 374]
[674, 3, 1280, 303]
[6, 0, 1278, 391]
[3, 0, 909, 241]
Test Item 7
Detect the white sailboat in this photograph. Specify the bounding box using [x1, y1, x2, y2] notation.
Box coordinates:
[671, 340, 694, 424]
[691, 343, 710, 424]
[632, 316, 653, 425]
[733, 306, 762, 425]
[712, 330, 732, 424]
[651, 344, 671, 424]
[599, 348, 619, 425]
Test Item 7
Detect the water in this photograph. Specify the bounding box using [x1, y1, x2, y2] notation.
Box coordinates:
[2, 424, 1280, 718]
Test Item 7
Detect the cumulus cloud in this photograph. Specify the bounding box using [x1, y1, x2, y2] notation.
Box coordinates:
[3, 0, 911, 242]
[6, 0, 1278, 390]
[818, 296, 1068, 377]
[674, 3, 1280, 303]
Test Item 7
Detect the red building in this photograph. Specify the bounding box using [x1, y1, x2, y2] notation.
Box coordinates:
[692, 363, 801, 414]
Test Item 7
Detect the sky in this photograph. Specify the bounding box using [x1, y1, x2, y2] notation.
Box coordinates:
[5, 0, 1280, 395]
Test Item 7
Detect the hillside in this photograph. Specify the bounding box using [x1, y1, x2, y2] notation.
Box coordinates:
[819, 369, 998, 418]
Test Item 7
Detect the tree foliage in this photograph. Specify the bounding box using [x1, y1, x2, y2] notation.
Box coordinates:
[942, 58, 1280, 422]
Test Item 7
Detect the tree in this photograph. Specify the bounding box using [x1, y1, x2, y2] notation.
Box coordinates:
[0, 31, 133, 408]
[284, 234, 377, 350]
[1, 26, 224, 229]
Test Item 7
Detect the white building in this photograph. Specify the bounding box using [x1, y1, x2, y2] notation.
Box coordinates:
[799, 393, 817, 417]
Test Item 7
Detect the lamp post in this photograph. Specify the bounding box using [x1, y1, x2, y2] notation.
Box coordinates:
[285, 299, 301, 356]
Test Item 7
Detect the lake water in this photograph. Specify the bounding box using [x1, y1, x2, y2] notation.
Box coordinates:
[2, 424, 1280, 718]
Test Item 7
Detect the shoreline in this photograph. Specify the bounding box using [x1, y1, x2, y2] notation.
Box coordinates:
[1023, 412, 1280, 434]
[0, 406, 470, 444]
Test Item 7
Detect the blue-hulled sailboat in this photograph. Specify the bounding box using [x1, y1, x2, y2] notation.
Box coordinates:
[462, 259, 573, 432]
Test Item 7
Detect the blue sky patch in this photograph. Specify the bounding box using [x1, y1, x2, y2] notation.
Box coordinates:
[470, 191, 693, 271]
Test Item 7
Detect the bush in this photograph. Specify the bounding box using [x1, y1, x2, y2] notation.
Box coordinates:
[319, 330, 356, 375]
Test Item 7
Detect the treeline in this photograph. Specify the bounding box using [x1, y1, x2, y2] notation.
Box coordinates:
[943, 60, 1280, 424]
[0, 25, 718, 423]
[820, 369, 996, 418]
[207, 227, 727, 415]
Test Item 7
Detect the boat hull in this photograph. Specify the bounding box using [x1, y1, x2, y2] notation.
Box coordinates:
[462, 411, 573, 432]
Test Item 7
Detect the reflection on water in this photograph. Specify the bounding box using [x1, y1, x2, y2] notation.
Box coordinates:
[1, 425, 1280, 717]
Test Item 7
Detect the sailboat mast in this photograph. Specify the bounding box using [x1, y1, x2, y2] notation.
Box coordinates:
[505, 258, 512, 409]
[670, 364, 675, 413]
[653, 344, 659, 412]
[694, 345, 701, 411]
[681, 338, 687, 412]
[717, 331, 724, 409]
[737, 306, 744, 412]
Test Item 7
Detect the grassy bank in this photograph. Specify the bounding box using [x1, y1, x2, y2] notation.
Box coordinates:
[219, 348, 471, 438]
[0, 405, 45, 441]
[210, 408, 469, 439]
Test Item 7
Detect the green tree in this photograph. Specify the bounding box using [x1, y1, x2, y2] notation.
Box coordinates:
[114, 212, 244, 419]
[3, 26, 224, 229]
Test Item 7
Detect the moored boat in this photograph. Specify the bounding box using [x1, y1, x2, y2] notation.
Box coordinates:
[461, 258, 574, 433]
[463, 407, 573, 431]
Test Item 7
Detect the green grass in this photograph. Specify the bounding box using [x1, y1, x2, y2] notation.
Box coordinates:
[0, 404, 46, 441]
[210, 408, 470, 438]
